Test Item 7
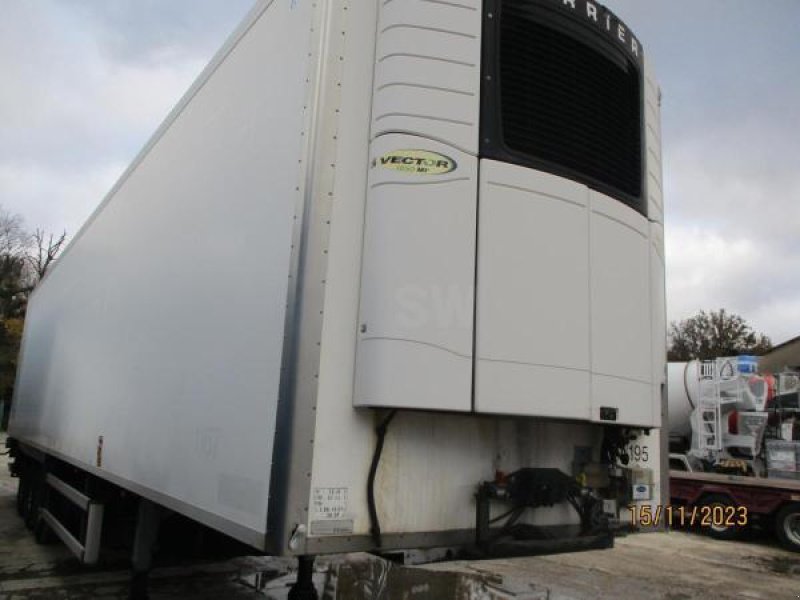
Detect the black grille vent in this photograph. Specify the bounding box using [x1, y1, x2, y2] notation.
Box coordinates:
[482, 0, 644, 215]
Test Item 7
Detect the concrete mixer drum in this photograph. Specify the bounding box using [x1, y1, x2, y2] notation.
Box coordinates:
[668, 361, 700, 450]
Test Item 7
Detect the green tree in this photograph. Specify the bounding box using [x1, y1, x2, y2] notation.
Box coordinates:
[668, 309, 772, 362]
[0, 318, 23, 429]
[0, 208, 30, 428]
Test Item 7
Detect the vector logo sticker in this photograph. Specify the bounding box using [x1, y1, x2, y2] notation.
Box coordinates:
[373, 150, 457, 175]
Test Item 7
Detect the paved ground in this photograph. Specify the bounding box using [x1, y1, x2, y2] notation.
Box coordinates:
[1, 440, 798, 599]
[424, 532, 800, 599]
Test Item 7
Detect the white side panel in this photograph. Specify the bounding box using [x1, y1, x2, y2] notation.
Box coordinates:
[310, 0, 379, 538]
[474, 165, 656, 426]
[590, 191, 654, 426]
[475, 160, 591, 419]
[10, 1, 316, 542]
[371, 0, 482, 154]
[651, 220, 667, 424]
[355, 135, 476, 411]
[644, 57, 663, 225]
[647, 60, 666, 417]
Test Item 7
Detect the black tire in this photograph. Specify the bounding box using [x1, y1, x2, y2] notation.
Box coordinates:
[16, 471, 29, 518]
[699, 494, 742, 541]
[24, 473, 42, 531]
[775, 503, 800, 552]
[34, 517, 55, 545]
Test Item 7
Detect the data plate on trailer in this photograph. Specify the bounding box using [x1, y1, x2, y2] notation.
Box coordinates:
[312, 487, 349, 519]
[310, 519, 354, 535]
[310, 488, 354, 535]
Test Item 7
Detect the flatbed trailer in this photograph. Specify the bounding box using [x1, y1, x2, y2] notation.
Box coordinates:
[669, 469, 800, 551]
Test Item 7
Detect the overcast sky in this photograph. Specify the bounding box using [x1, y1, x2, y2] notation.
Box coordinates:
[1, 1, 799, 344]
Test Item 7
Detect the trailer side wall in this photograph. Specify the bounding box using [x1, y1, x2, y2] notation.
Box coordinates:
[10, 0, 316, 547]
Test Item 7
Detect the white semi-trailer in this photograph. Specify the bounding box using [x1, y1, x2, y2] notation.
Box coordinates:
[8, 0, 666, 596]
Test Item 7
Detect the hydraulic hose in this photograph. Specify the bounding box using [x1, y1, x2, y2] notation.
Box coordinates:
[367, 410, 397, 548]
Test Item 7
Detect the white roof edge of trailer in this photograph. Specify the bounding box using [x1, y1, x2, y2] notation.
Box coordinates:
[31, 0, 275, 298]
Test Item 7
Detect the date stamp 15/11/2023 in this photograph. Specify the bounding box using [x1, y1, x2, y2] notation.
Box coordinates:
[628, 504, 748, 528]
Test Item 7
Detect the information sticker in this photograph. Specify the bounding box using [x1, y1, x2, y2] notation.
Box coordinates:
[312, 487, 349, 520]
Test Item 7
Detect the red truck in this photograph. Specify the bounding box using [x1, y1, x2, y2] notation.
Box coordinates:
[669, 464, 800, 551]
[667, 359, 800, 552]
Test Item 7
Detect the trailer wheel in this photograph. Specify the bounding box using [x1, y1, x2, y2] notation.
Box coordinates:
[699, 494, 741, 541]
[775, 503, 800, 552]
[23, 469, 43, 531]
[34, 517, 56, 545]
[16, 470, 29, 518]
[24, 483, 40, 530]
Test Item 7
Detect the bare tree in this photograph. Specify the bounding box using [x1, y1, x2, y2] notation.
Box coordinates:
[0, 208, 31, 319]
[0, 206, 68, 315]
[0, 207, 30, 260]
[668, 309, 772, 362]
[29, 228, 67, 283]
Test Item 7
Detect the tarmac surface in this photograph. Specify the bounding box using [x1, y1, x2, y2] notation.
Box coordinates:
[0, 438, 798, 599]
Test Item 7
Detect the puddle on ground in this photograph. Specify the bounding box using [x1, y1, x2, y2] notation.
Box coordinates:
[335, 558, 548, 600]
[751, 555, 800, 576]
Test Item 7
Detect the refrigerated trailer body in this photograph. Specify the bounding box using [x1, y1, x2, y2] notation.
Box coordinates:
[9, 0, 666, 563]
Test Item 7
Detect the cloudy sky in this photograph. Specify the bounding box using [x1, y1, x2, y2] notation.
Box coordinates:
[1, 1, 799, 343]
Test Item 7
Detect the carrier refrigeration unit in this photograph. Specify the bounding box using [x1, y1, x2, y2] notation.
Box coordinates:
[9, 0, 666, 594]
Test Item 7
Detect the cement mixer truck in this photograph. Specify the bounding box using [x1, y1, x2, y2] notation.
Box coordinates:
[667, 358, 800, 551]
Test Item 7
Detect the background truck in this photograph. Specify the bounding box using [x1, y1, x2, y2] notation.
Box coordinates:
[7, 0, 667, 596]
[668, 358, 800, 551]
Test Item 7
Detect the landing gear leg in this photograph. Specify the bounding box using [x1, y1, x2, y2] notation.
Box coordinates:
[288, 555, 319, 600]
[129, 499, 162, 600]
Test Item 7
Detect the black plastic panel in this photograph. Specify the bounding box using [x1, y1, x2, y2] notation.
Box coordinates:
[481, 0, 645, 216]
